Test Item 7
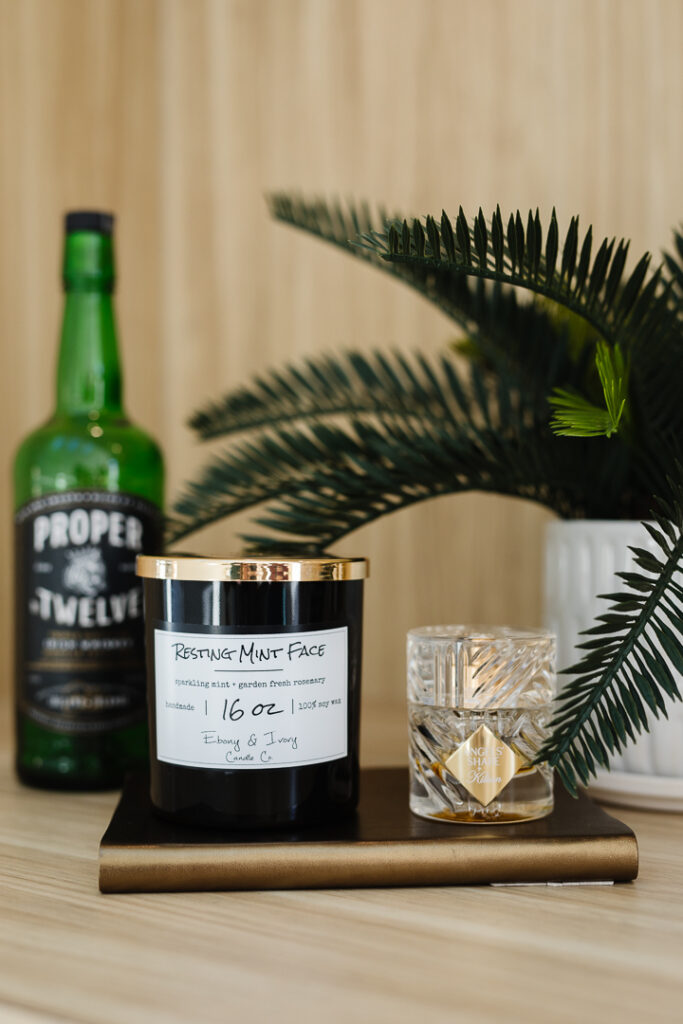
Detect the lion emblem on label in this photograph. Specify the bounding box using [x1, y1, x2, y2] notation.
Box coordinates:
[63, 547, 107, 597]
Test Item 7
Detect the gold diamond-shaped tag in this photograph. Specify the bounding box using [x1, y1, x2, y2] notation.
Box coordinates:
[444, 724, 524, 807]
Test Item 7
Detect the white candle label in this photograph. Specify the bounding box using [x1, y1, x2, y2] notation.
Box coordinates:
[153, 626, 349, 770]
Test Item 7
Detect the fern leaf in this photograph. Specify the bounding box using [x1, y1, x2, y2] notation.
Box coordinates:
[188, 350, 460, 440]
[268, 195, 584, 396]
[377, 208, 675, 356]
[170, 352, 630, 544]
[537, 485, 683, 793]
[188, 292, 586, 440]
[549, 390, 617, 438]
[269, 195, 683, 452]
[549, 341, 629, 439]
[270, 195, 675, 355]
[171, 354, 512, 541]
[236, 413, 625, 552]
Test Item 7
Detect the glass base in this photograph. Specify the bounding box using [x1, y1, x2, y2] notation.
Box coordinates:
[410, 766, 554, 824]
[409, 705, 554, 824]
[410, 790, 554, 825]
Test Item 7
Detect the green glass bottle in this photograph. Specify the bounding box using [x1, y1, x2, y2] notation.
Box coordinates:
[14, 211, 164, 789]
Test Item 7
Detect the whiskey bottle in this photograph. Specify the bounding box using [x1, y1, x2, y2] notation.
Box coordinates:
[14, 211, 164, 789]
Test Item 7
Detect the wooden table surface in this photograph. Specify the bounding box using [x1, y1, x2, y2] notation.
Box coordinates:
[1, 710, 682, 1024]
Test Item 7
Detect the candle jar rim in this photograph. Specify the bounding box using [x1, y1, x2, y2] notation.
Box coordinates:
[137, 553, 369, 583]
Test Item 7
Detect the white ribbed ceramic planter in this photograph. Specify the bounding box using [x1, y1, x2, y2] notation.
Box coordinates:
[544, 519, 683, 779]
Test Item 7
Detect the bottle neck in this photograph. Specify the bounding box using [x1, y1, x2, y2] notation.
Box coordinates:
[56, 291, 123, 415]
[56, 229, 123, 417]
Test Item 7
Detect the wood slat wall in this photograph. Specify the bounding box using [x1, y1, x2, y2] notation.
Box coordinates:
[1, 0, 681, 724]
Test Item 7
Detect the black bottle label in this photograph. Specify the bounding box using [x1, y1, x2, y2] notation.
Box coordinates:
[15, 491, 163, 735]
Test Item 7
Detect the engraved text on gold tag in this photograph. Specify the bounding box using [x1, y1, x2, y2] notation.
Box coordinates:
[444, 724, 524, 806]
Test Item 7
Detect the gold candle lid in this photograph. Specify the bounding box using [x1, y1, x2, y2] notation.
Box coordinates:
[136, 554, 369, 583]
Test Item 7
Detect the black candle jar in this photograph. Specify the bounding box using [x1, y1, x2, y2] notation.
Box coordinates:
[136, 555, 369, 829]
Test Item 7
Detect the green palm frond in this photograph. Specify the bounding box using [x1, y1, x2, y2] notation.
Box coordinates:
[171, 353, 520, 541]
[189, 350, 480, 441]
[168, 421, 368, 546]
[549, 342, 630, 438]
[170, 352, 630, 546]
[362, 206, 673, 352]
[452, 287, 593, 403]
[595, 342, 630, 430]
[270, 196, 683, 455]
[269, 195, 584, 396]
[241, 419, 623, 553]
[270, 194, 678, 354]
[189, 294, 584, 443]
[537, 482, 683, 794]
[368, 205, 683, 444]
[549, 390, 621, 439]
[269, 194, 475, 332]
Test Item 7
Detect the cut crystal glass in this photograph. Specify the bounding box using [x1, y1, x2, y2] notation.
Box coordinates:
[407, 626, 556, 824]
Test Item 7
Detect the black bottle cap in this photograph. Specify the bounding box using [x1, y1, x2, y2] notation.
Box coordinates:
[65, 210, 115, 235]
